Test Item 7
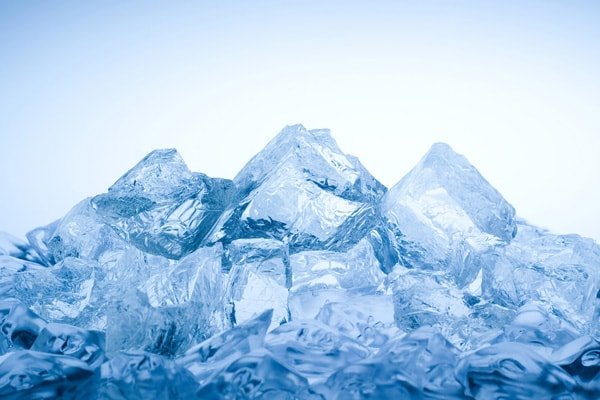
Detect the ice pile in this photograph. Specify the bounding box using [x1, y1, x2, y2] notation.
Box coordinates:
[1, 124, 599, 399]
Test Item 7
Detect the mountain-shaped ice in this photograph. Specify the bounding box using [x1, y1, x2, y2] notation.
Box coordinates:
[382, 142, 517, 286]
[209, 124, 386, 251]
[1, 125, 599, 398]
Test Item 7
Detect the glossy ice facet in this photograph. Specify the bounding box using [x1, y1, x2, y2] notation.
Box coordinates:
[0, 350, 96, 399]
[100, 351, 197, 399]
[456, 342, 577, 399]
[31, 322, 105, 368]
[106, 245, 225, 356]
[92, 149, 234, 259]
[382, 143, 517, 286]
[265, 319, 369, 382]
[225, 239, 290, 329]
[210, 125, 386, 251]
[0, 300, 46, 354]
[482, 221, 600, 333]
[178, 309, 272, 382]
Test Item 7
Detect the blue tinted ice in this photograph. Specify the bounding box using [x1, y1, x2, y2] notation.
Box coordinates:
[482, 221, 600, 333]
[2, 126, 600, 397]
[0, 350, 96, 399]
[382, 142, 517, 286]
[209, 124, 386, 251]
[99, 351, 197, 399]
[106, 245, 225, 356]
[92, 149, 234, 259]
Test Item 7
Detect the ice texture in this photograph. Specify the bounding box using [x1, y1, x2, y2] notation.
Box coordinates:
[382, 142, 517, 287]
[1, 125, 599, 398]
[92, 149, 234, 259]
[209, 124, 386, 252]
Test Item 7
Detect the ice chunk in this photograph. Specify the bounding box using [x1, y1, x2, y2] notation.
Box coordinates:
[0, 255, 46, 298]
[288, 238, 385, 320]
[390, 266, 514, 349]
[92, 149, 234, 259]
[106, 245, 225, 356]
[0, 300, 46, 354]
[315, 293, 401, 348]
[482, 221, 600, 333]
[209, 125, 386, 251]
[0, 350, 96, 399]
[456, 342, 577, 398]
[382, 142, 516, 286]
[265, 319, 369, 382]
[225, 239, 290, 329]
[31, 322, 105, 368]
[195, 349, 315, 399]
[11, 257, 107, 330]
[322, 327, 463, 399]
[100, 351, 197, 399]
[178, 309, 272, 382]
[494, 302, 579, 354]
[26, 220, 61, 266]
[38, 199, 157, 283]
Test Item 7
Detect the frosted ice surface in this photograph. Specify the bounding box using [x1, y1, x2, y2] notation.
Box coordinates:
[382, 142, 517, 286]
[2, 127, 600, 397]
[321, 327, 464, 399]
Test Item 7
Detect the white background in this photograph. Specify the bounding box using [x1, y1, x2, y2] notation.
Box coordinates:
[1, 1, 599, 241]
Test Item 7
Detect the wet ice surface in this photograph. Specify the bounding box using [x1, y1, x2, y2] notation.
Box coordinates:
[1, 124, 600, 399]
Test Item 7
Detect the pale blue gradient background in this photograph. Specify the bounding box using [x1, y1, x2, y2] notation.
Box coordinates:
[1, 1, 599, 241]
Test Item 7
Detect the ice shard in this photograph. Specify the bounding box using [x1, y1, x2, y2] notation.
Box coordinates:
[209, 124, 386, 252]
[482, 221, 600, 334]
[92, 149, 234, 259]
[0, 231, 41, 263]
[106, 245, 225, 356]
[224, 238, 290, 329]
[382, 142, 517, 286]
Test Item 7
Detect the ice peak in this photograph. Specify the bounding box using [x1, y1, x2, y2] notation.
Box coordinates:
[108, 148, 193, 197]
[420, 142, 470, 170]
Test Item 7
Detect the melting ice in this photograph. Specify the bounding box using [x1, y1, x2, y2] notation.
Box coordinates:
[1, 124, 600, 399]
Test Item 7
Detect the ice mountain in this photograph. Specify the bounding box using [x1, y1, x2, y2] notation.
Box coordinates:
[209, 124, 386, 251]
[382, 142, 517, 286]
[2, 125, 600, 399]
